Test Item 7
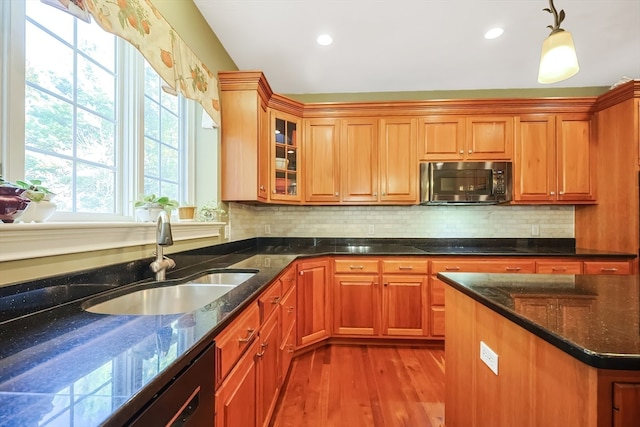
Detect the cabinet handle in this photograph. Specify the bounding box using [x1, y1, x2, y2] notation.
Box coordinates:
[445, 266, 460, 271]
[166, 387, 201, 427]
[600, 267, 618, 273]
[288, 345, 295, 353]
[505, 267, 522, 272]
[398, 266, 413, 270]
[551, 267, 567, 272]
[257, 342, 268, 357]
[384, 283, 388, 287]
[349, 265, 364, 270]
[287, 306, 294, 313]
[271, 296, 281, 304]
[238, 328, 256, 343]
[299, 271, 305, 276]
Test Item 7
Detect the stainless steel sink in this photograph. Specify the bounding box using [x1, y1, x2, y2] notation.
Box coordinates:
[84, 271, 256, 315]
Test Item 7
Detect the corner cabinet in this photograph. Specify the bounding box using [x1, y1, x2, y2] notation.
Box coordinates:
[270, 110, 301, 202]
[296, 258, 331, 348]
[219, 71, 272, 202]
[514, 114, 595, 204]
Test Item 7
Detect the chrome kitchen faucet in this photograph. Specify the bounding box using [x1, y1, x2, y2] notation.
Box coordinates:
[149, 210, 176, 281]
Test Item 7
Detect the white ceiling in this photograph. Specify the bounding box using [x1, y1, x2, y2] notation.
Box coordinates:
[193, 0, 640, 95]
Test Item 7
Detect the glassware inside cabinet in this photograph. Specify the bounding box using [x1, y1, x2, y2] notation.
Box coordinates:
[274, 117, 298, 197]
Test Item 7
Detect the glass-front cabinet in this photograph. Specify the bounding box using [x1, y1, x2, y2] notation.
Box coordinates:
[271, 111, 301, 202]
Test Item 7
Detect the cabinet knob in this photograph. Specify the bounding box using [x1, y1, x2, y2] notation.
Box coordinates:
[299, 271, 305, 276]
[550, 191, 555, 195]
[373, 192, 377, 196]
[459, 150, 464, 154]
[468, 149, 472, 154]
[260, 185, 265, 191]
[559, 191, 565, 195]
[335, 192, 339, 196]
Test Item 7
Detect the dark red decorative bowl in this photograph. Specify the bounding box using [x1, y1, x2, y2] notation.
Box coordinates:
[0, 186, 30, 223]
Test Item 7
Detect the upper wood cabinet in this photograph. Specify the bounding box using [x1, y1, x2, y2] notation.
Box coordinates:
[304, 117, 417, 204]
[418, 116, 513, 161]
[270, 110, 302, 203]
[304, 118, 341, 203]
[379, 118, 418, 203]
[514, 114, 595, 204]
[340, 118, 379, 203]
[219, 72, 271, 202]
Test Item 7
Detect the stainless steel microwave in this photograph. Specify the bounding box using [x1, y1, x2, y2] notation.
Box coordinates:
[420, 162, 512, 205]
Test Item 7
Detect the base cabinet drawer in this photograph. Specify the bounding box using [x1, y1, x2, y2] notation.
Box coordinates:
[215, 303, 260, 384]
[584, 261, 631, 275]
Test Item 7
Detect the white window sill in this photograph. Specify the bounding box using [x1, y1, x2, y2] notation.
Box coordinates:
[0, 221, 226, 262]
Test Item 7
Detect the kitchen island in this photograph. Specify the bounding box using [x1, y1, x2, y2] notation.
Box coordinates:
[439, 273, 640, 427]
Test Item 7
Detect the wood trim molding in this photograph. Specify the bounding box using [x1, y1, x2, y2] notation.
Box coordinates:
[218, 70, 273, 105]
[594, 80, 640, 111]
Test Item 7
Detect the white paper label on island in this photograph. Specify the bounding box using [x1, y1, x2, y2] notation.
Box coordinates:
[480, 341, 499, 375]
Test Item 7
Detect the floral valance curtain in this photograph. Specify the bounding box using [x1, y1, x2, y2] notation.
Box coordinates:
[84, 0, 221, 126]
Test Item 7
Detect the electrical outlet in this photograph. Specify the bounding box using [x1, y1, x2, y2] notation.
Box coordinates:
[368, 224, 375, 235]
[480, 341, 499, 375]
[224, 225, 230, 240]
[531, 224, 540, 236]
[264, 224, 271, 235]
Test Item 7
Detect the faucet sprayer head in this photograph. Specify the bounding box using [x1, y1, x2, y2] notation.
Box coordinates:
[156, 210, 174, 246]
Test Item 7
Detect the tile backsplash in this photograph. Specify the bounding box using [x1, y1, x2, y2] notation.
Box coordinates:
[226, 203, 574, 241]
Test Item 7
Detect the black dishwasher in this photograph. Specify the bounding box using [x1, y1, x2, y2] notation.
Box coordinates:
[126, 343, 215, 427]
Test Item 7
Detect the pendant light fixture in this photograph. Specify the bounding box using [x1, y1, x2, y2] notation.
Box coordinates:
[537, 0, 580, 84]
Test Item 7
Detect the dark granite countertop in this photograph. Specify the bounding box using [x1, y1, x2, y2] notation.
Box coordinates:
[437, 272, 640, 370]
[0, 237, 635, 426]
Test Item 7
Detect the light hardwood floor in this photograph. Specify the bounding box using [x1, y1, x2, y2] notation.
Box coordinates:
[271, 345, 445, 427]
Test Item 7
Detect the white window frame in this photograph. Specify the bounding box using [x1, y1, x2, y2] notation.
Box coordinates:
[0, 1, 222, 263]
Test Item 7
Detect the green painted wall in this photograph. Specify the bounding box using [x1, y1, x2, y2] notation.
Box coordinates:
[151, 0, 237, 74]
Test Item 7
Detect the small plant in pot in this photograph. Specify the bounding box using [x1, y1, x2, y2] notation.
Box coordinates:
[135, 194, 179, 222]
[14, 179, 57, 223]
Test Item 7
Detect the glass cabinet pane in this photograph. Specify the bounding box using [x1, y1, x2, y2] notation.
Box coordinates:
[273, 115, 299, 198]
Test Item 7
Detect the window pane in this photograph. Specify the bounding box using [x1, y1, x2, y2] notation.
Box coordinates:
[77, 109, 115, 166]
[78, 20, 115, 72]
[161, 108, 178, 147]
[161, 144, 179, 181]
[76, 163, 115, 213]
[144, 137, 160, 178]
[144, 98, 160, 139]
[77, 55, 116, 120]
[25, 21, 73, 100]
[25, 151, 73, 212]
[26, 0, 74, 45]
[25, 86, 73, 155]
[144, 63, 160, 98]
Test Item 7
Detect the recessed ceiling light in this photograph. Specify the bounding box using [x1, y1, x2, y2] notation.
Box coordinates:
[317, 34, 333, 46]
[484, 27, 504, 40]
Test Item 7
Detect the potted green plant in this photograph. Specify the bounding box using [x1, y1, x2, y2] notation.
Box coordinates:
[14, 179, 57, 222]
[135, 194, 179, 222]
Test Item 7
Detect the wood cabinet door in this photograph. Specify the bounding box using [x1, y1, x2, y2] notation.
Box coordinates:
[257, 99, 269, 201]
[304, 118, 341, 203]
[215, 339, 259, 427]
[297, 258, 331, 347]
[340, 118, 379, 202]
[417, 116, 465, 161]
[379, 118, 418, 203]
[381, 274, 428, 336]
[465, 116, 514, 160]
[220, 90, 262, 201]
[333, 274, 379, 335]
[514, 115, 556, 202]
[613, 383, 640, 427]
[556, 114, 596, 202]
[257, 310, 280, 427]
[270, 110, 301, 203]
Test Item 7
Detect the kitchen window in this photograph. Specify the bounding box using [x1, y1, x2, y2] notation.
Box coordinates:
[3, 0, 192, 221]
